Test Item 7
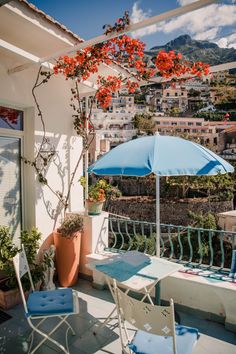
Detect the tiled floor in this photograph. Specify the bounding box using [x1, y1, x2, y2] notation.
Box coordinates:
[0, 279, 235, 354]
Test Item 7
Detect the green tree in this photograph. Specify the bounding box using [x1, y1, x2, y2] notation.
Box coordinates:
[132, 113, 155, 135]
[166, 174, 235, 200]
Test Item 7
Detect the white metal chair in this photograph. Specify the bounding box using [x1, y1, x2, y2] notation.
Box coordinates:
[13, 246, 79, 354]
[111, 279, 199, 354]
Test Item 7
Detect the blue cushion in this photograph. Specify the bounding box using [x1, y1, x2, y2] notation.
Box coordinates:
[27, 288, 74, 316]
[129, 324, 198, 354]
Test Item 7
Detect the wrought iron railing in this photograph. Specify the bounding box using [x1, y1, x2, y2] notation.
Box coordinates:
[106, 216, 236, 274]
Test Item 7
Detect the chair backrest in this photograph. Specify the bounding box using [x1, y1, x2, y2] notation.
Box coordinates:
[13, 245, 35, 313]
[113, 280, 177, 354]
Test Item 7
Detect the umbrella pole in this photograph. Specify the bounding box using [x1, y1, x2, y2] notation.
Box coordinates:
[156, 175, 160, 257]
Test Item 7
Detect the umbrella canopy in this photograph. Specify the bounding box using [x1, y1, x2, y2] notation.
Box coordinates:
[89, 135, 234, 176]
[88, 135, 234, 256]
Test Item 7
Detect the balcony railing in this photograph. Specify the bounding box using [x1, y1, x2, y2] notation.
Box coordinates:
[106, 216, 235, 276]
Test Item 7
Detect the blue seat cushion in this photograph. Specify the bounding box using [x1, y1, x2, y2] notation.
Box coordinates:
[128, 324, 198, 354]
[27, 288, 74, 316]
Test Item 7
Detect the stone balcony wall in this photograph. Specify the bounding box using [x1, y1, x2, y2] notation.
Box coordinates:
[106, 197, 232, 226]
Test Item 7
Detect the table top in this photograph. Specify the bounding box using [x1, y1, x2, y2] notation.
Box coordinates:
[95, 251, 184, 291]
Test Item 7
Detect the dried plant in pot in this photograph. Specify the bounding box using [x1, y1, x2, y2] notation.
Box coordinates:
[53, 214, 83, 287]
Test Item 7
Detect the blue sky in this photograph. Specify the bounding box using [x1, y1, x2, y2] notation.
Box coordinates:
[30, 0, 236, 49]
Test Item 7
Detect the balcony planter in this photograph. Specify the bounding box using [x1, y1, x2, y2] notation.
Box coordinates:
[86, 200, 104, 215]
[0, 226, 45, 310]
[0, 278, 40, 310]
[54, 214, 83, 287]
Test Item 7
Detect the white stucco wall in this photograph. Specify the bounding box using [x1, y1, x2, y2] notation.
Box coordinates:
[0, 54, 84, 239]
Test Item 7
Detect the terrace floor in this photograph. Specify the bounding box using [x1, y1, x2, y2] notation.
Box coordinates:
[0, 278, 236, 354]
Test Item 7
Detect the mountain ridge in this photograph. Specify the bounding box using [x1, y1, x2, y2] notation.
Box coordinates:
[145, 35, 236, 66]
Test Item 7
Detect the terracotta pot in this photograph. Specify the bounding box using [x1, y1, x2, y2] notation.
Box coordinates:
[0, 281, 41, 310]
[0, 287, 24, 310]
[86, 200, 104, 215]
[53, 231, 81, 287]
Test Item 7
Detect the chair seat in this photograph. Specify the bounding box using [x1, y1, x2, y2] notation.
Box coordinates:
[128, 324, 199, 354]
[27, 288, 74, 316]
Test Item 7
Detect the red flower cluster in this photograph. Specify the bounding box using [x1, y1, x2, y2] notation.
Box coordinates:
[97, 189, 106, 202]
[53, 29, 210, 112]
[54, 44, 112, 82]
[96, 76, 122, 108]
[155, 50, 209, 78]
[126, 80, 139, 94]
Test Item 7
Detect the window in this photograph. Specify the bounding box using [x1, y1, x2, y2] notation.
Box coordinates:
[188, 122, 193, 126]
[196, 122, 202, 126]
[0, 106, 24, 237]
[175, 93, 178, 97]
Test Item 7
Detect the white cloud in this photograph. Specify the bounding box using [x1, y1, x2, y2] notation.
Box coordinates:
[177, 0, 197, 5]
[130, 2, 159, 37]
[194, 27, 219, 41]
[159, 4, 236, 35]
[216, 33, 236, 49]
[130, 2, 236, 43]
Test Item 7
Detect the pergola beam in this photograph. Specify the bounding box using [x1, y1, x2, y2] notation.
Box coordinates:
[140, 61, 236, 86]
[210, 61, 236, 73]
[8, 0, 218, 74]
[0, 38, 99, 92]
[0, 39, 54, 72]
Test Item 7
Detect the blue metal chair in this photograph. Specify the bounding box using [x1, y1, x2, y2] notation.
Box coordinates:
[13, 246, 79, 354]
[112, 280, 199, 354]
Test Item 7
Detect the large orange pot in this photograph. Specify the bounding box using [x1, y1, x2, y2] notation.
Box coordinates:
[53, 231, 81, 287]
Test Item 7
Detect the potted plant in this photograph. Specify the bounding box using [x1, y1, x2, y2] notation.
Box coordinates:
[0, 226, 44, 310]
[80, 178, 121, 215]
[53, 214, 83, 287]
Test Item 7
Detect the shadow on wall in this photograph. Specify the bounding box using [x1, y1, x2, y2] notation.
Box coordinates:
[34, 133, 71, 230]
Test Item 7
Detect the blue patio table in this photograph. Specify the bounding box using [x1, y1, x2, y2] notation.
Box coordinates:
[91, 251, 184, 333]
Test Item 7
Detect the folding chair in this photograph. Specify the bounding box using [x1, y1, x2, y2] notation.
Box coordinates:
[13, 246, 79, 354]
[111, 279, 199, 354]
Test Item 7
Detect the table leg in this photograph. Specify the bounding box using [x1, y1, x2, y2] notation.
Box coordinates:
[155, 282, 161, 305]
[93, 306, 117, 335]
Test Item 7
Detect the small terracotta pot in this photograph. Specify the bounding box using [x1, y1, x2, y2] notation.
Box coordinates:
[53, 231, 81, 287]
[86, 200, 104, 215]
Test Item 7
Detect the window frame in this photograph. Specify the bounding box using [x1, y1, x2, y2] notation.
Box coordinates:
[0, 102, 35, 231]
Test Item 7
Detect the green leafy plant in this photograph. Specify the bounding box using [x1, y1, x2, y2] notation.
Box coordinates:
[80, 177, 121, 202]
[0, 226, 19, 289]
[0, 226, 45, 291]
[57, 214, 83, 238]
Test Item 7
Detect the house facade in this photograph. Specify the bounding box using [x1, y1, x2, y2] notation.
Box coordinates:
[0, 0, 85, 238]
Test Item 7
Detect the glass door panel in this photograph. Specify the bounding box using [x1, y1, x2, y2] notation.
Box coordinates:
[0, 136, 22, 238]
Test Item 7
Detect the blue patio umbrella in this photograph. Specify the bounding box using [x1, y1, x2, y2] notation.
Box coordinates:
[88, 135, 234, 256]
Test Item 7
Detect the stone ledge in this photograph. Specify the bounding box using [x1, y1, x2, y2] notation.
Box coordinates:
[161, 271, 236, 332]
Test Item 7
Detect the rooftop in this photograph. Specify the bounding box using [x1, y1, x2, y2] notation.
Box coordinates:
[1, 279, 236, 354]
